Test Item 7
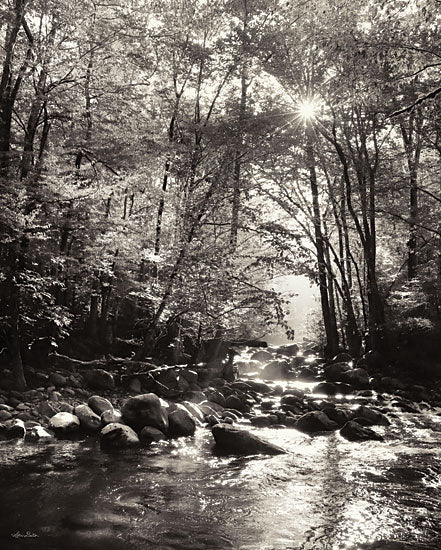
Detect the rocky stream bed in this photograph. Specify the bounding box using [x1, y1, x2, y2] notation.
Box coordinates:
[0, 345, 441, 549]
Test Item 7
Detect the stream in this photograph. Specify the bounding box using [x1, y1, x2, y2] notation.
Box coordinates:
[1, 355, 441, 550]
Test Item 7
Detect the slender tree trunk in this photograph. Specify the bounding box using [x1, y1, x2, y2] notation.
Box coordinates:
[306, 126, 338, 357]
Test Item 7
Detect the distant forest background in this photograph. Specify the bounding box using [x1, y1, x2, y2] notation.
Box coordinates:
[1, 0, 440, 389]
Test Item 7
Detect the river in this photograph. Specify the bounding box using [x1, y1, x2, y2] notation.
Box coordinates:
[0, 362, 441, 549]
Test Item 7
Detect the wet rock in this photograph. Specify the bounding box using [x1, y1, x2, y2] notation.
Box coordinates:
[250, 415, 272, 427]
[281, 394, 304, 407]
[212, 423, 286, 455]
[205, 389, 226, 407]
[331, 352, 353, 363]
[324, 362, 352, 382]
[100, 423, 140, 448]
[206, 414, 221, 427]
[355, 405, 390, 426]
[25, 425, 54, 442]
[0, 404, 13, 411]
[8, 397, 21, 408]
[139, 426, 167, 444]
[168, 409, 196, 437]
[297, 367, 317, 381]
[84, 369, 115, 391]
[0, 410, 12, 421]
[241, 380, 271, 394]
[277, 343, 300, 357]
[180, 402, 205, 424]
[221, 410, 240, 422]
[121, 393, 169, 432]
[6, 419, 26, 439]
[128, 377, 142, 393]
[49, 373, 67, 387]
[49, 412, 80, 435]
[250, 350, 274, 362]
[294, 411, 339, 433]
[74, 404, 101, 431]
[200, 400, 225, 413]
[262, 361, 289, 380]
[88, 395, 114, 416]
[342, 368, 370, 389]
[313, 382, 339, 396]
[323, 407, 352, 428]
[101, 408, 122, 426]
[340, 420, 383, 442]
[224, 394, 244, 411]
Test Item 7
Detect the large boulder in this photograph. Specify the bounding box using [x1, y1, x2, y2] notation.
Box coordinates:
[100, 423, 140, 448]
[322, 407, 352, 428]
[324, 362, 352, 382]
[168, 409, 196, 438]
[121, 393, 169, 432]
[261, 361, 289, 380]
[205, 389, 226, 407]
[74, 404, 101, 431]
[211, 424, 286, 455]
[49, 412, 80, 435]
[313, 382, 339, 396]
[38, 400, 58, 418]
[277, 343, 300, 357]
[294, 411, 339, 434]
[250, 350, 274, 362]
[354, 405, 390, 426]
[342, 368, 370, 389]
[88, 395, 114, 416]
[139, 426, 167, 444]
[84, 369, 115, 391]
[340, 420, 384, 442]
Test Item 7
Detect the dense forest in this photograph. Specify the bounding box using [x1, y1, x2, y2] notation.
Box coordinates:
[1, 0, 440, 390]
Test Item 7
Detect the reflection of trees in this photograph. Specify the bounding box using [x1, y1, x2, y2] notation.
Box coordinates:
[299, 434, 352, 550]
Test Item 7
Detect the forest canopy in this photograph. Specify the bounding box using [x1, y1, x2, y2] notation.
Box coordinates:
[1, 0, 440, 389]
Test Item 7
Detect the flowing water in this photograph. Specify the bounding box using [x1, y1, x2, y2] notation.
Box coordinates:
[1, 359, 441, 550]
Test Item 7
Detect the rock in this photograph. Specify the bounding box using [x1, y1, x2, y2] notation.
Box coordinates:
[199, 400, 225, 413]
[281, 394, 303, 407]
[250, 350, 274, 362]
[88, 395, 114, 416]
[205, 389, 226, 407]
[324, 362, 352, 382]
[340, 420, 383, 442]
[0, 410, 12, 421]
[225, 394, 243, 411]
[84, 369, 115, 391]
[49, 391, 62, 402]
[49, 412, 80, 435]
[153, 369, 190, 397]
[294, 411, 339, 433]
[379, 377, 406, 392]
[322, 407, 352, 427]
[0, 404, 13, 411]
[297, 367, 317, 381]
[100, 423, 140, 448]
[25, 426, 54, 442]
[313, 382, 338, 396]
[342, 368, 370, 389]
[180, 402, 205, 424]
[121, 393, 169, 432]
[262, 361, 289, 380]
[168, 409, 196, 437]
[6, 419, 26, 439]
[59, 402, 74, 414]
[16, 403, 30, 411]
[139, 426, 167, 444]
[332, 352, 353, 363]
[277, 343, 300, 357]
[240, 380, 271, 394]
[49, 373, 67, 387]
[101, 409, 122, 426]
[250, 415, 272, 427]
[211, 424, 286, 455]
[354, 405, 390, 426]
[8, 397, 21, 408]
[74, 404, 101, 431]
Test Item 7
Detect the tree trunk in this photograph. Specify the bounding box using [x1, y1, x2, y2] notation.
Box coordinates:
[306, 126, 339, 357]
